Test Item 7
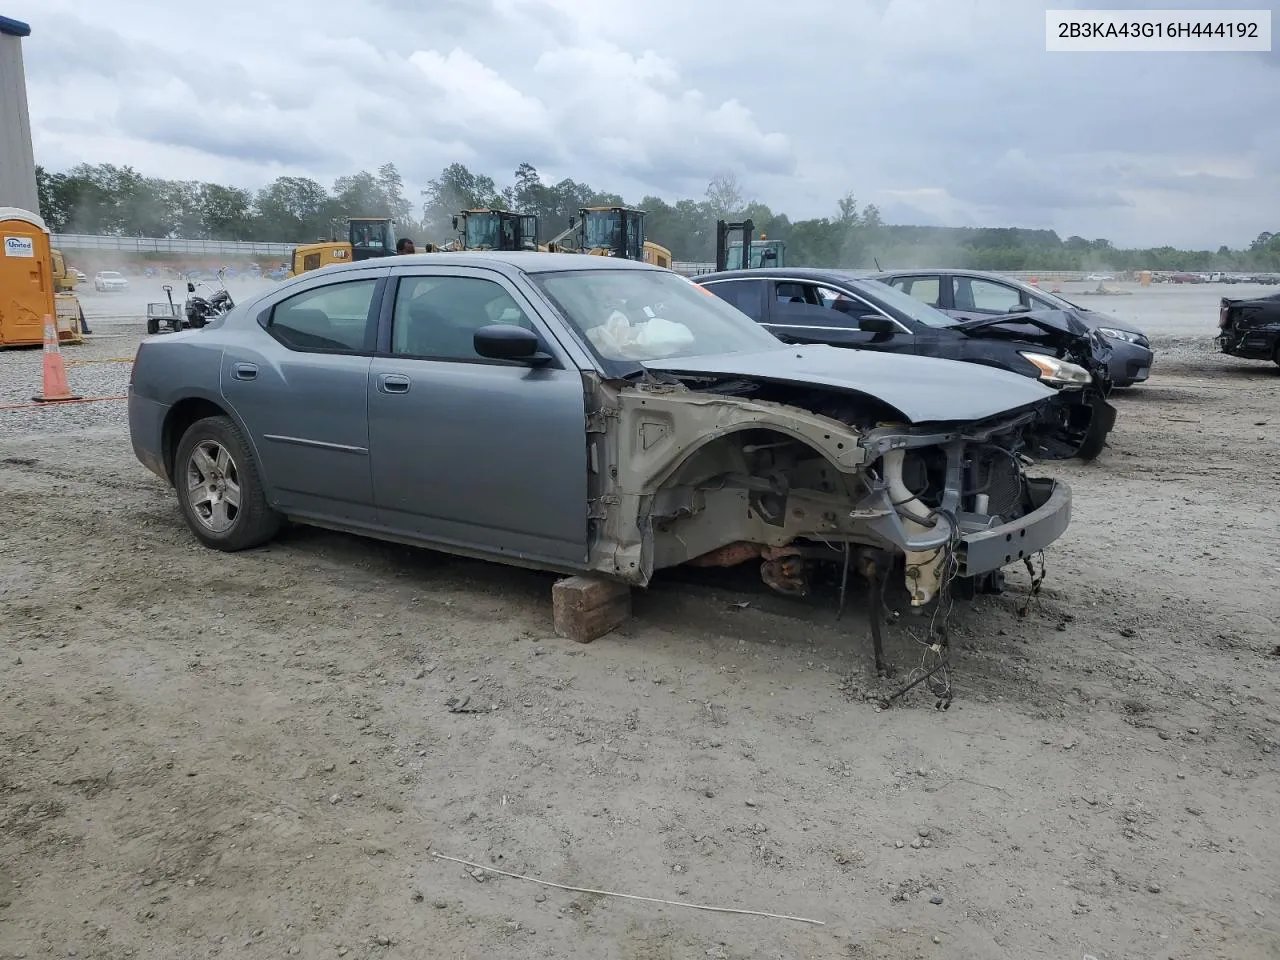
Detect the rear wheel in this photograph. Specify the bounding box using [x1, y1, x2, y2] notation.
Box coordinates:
[1273, 343, 1280, 368]
[174, 415, 280, 551]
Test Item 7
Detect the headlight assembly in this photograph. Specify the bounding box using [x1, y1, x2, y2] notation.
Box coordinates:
[1019, 352, 1094, 389]
[1097, 326, 1145, 345]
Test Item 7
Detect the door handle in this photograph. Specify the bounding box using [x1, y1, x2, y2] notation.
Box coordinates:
[232, 362, 258, 381]
[378, 373, 411, 394]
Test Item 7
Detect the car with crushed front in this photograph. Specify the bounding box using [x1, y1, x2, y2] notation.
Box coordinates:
[696, 266, 1116, 460]
[870, 268, 1155, 388]
[127, 252, 1073, 643]
[1218, 289, 1280, 366]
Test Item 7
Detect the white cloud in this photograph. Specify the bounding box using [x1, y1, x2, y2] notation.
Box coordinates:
[10, 0, 1280, 246]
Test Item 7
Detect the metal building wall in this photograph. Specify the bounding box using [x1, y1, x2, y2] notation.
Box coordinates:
[0, 16, 38, 212]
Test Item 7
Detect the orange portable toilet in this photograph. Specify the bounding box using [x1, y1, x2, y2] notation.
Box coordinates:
[1139, 270, 1152, 286]
[0, 207, 55, 347]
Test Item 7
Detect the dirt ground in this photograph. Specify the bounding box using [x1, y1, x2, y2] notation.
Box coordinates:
[1, 324, 1278, 960]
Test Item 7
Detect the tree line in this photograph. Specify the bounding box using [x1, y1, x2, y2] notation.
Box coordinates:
[34, 160, 1280, 272]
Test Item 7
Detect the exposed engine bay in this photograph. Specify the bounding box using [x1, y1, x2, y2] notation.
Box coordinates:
[584, 372, 1071, 631]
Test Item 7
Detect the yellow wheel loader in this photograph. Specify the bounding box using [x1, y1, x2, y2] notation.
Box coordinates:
[545, 206, 672, 268]
[441, 209, 541, 251]
[286, 216, 436, 277]
[51, 248, 80, 292]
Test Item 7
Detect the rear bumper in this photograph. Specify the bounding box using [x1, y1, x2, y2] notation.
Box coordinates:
[956, 478, 1071, 577]
[1217, 329, 1277, 360]
[128, 389, 171, 483]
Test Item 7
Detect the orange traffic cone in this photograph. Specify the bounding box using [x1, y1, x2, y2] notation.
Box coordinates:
[31, 315, 82, 403]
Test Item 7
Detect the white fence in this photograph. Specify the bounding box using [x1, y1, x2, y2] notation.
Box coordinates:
[45, 237, 1164, 281]
[52, 233, 293, 256]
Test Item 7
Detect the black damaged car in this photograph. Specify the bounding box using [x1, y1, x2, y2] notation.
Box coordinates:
[1218, 290, 1280, 366]
[696, 267, 1117, 460]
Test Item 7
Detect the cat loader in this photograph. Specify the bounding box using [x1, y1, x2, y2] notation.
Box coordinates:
[286, 216, 437, 277]
[545, 206, 673, 268]
[440, 209, 541, 251]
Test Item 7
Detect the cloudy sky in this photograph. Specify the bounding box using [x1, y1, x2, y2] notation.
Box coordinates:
[11, 0, 1280, 247]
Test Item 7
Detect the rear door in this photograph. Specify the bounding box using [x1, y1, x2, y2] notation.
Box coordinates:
[365, 265, 589, 566]
[221, 270, 386, 524]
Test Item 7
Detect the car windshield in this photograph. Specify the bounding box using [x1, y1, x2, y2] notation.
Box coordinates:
[532, 268, 783, 370]
[853, 278, 958, 328]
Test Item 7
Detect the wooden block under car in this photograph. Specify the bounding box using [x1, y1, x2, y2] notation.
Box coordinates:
[552, 575, 632, 643]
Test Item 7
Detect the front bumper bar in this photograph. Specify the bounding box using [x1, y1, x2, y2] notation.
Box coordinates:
[955, 478, 1071, 576]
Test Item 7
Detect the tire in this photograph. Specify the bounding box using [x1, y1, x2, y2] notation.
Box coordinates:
[146, 317, 160, 335]
[1273, 343, 1280, 368]
[1075, 407, 1110, 461]
[174, 415, 281, 551]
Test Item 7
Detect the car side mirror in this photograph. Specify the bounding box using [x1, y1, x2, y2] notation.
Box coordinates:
[1006, 303, 1030, 314]
[858, 314, 895, 333]
[474, 324, 551, 364]
[187, 282, 196, 293]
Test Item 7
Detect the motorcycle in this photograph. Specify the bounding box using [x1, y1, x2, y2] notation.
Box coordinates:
[182, 268, 235, 329]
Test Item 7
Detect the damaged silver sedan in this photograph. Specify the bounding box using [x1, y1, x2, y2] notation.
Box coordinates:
[127, 252, 1071, 661]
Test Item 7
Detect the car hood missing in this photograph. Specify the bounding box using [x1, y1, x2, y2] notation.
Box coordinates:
[642, 344, 1056, 424]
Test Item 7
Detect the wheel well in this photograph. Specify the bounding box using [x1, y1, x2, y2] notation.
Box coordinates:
[162, 398, 229, 482]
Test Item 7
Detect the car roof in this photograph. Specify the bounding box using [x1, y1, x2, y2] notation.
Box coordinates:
[296, 251, 663, 280]
[867, 268, 1034, 284]
[696, 267, 872, 284]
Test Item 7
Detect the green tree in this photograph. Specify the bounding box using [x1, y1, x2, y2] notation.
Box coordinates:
[253, 176, 331, 241]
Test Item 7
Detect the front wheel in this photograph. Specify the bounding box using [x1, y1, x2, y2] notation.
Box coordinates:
[1075, 421, 1109, 461]
[174, 415, 281, 551]
[1075, 403, 1112, 461]
[146, 317, 160, 335]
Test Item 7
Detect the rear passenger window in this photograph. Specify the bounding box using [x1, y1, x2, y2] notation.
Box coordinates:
[268, 279, 379, 353]
[705, 279, 765, 318]
[899, 277, 941, 307]
[391, 275, 536, 361]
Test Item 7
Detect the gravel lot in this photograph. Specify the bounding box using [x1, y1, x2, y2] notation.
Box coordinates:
[2, 284, 1278, 960]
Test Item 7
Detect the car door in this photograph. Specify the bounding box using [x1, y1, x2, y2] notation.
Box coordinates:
[221, 271, 385, 524]
[764, 279, 916, 352]
[366, 265, 589, 567]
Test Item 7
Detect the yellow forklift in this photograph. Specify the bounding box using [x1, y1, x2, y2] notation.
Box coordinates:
[546, 206, 673, 268]
[715, 218, 785, 270]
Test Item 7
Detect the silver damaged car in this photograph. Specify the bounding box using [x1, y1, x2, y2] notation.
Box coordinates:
[128, 253, 1072, 619]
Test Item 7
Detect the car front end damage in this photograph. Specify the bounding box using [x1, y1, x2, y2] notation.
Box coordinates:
[1218, 293, 1280, 363]
[582, 374, 1071, 623]
[957, 312, 1117, 460]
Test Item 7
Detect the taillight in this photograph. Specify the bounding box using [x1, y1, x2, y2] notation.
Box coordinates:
[1219, 304, 1230, 329]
